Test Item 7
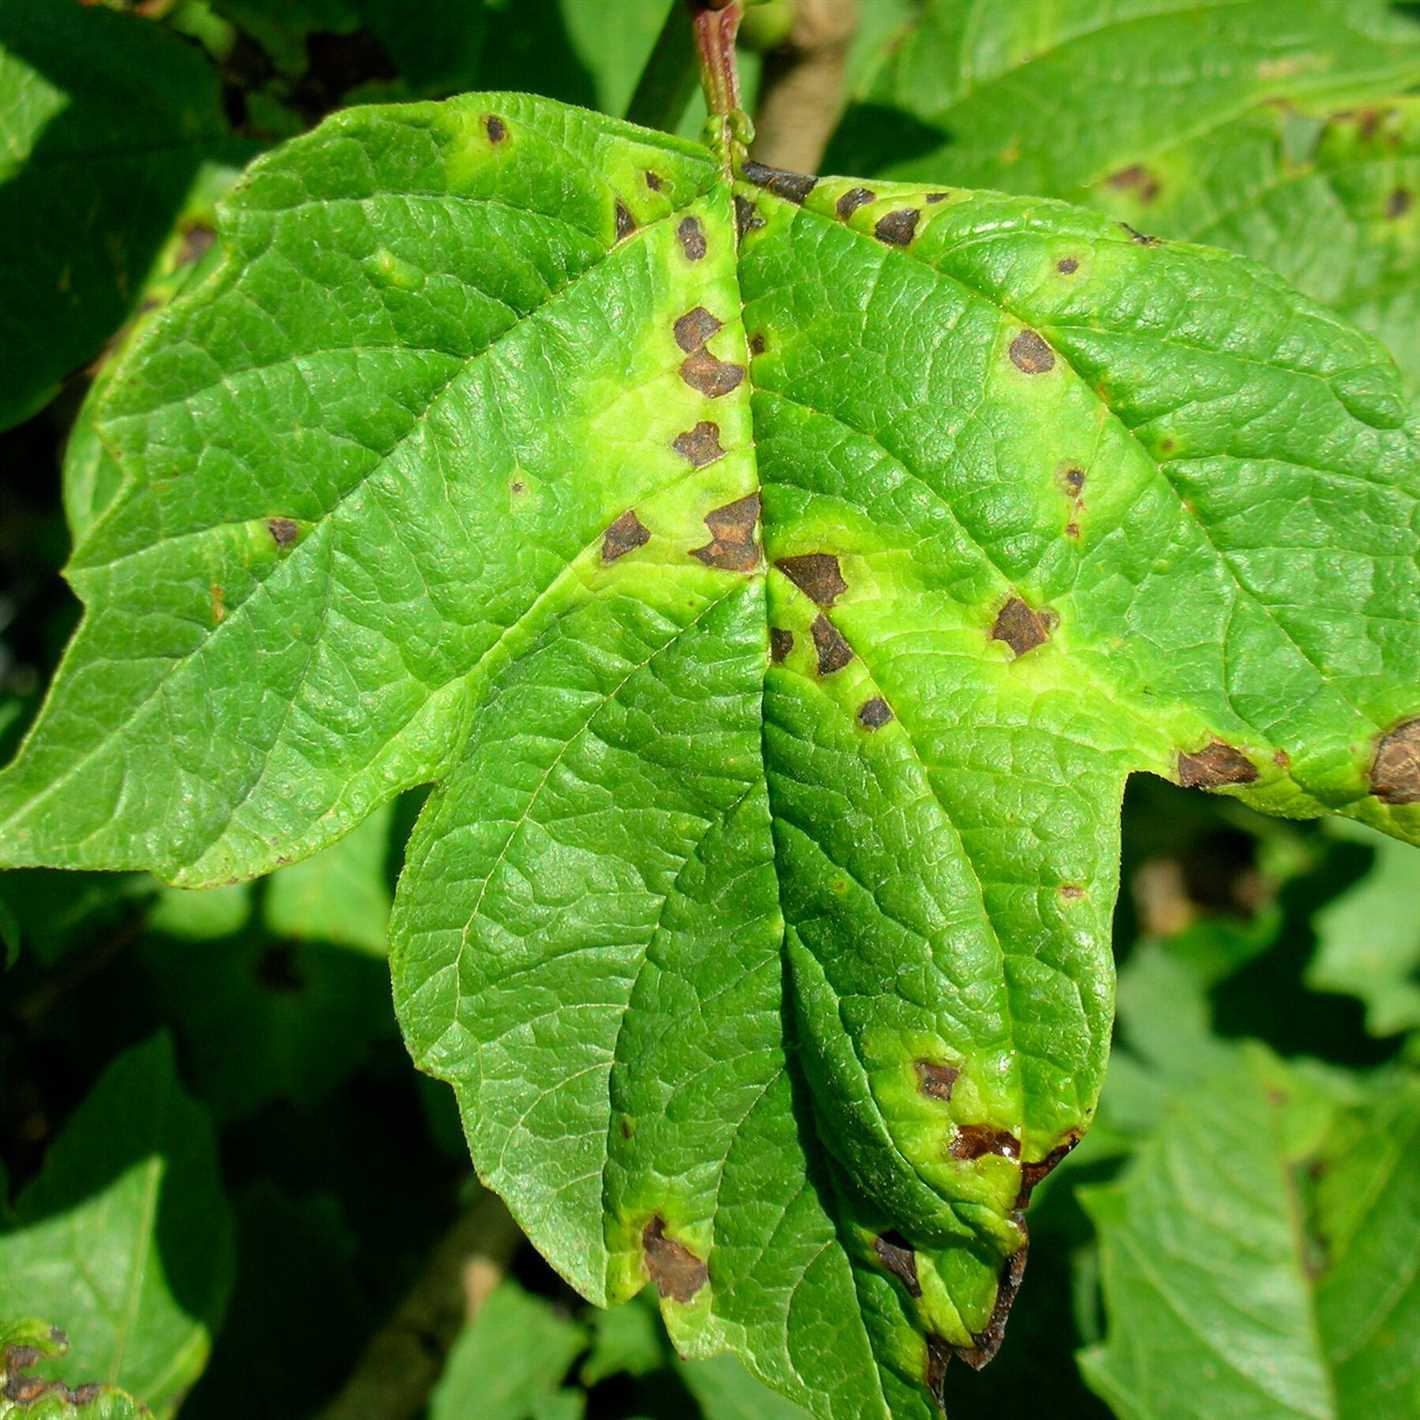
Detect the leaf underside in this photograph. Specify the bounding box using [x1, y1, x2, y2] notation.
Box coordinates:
[1, 93, 1418, 1418]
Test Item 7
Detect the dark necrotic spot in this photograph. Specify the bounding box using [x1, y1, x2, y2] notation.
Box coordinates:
[915, 1060, 959, 1100]
[991, 596, 1053, 657]
[1057, 256, 1079, 274]
[691, 492, 761, 572]
[811, 614, 853, 675]
[1065, 521, 1080, 538]
[602, 508, 651, 562]
[1387, 187, 1414, 219]
[68, 1386, 101, 1405]
[1059, 883, 1085, 901]
[672, 421, 725, 467]
[267, 517, 300, 547]
[615, 200, 636, 241]
[858, 697, 893, 729]
[1015, 1134, 1081, 1210]
[680, 349, 745, 398]
[1372, 718, 1420, 803]
[770, 628, 794, 662]
[926, 191, 949, 203]
[1063, 466, 1085, 494]
[735, 195, 766, 241]
[741, 160, 817, 203]
[950, 1123, 1020, 1161]
[1177, 741, 1258, 788]
[873, 1231, 922, 1296]
[748, 332, 766, 356]
[645, 169, 664, 191]
[953, 1241, 1029, 1370]
[775, 553, 846, 606]
[874, 208, 920, 245]
[925, 1335, 953, 1403]
[485, 114, 506, 143]
[677, 216, 707, 260]
[643, 1216, 708, 1302]
[674, 306, 723, 353]
[1120, 220, 1161, 245]
[1009, 329, 1055, 374]
[836, 186, 875, 218]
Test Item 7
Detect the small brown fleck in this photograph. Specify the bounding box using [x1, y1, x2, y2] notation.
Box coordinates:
[485, 114, 507, 143]
[644, 169, 664, 191]
[858, 697, 893, 729]
[748, 332, 766, 356]
[68, 1386, 101, 1405]
[620, 1118, 633, 1138]
[953, 1241, 1029, 1370]
[874, 208, 920, 245]
[1120, 220, 1160, 246]
[1057, 256, 1079, 274]
[1177, 741, 1259, 788]
[680, 349, 746, 398]
[615, 200, 637, 241]
[734, 195, 765, 241]
[691, 492, 761, 572]
[643, 1216, 708, 1302]
[267, 517, 300, 546]
[1371, 718, 1420, 803]
[211, 582, 225, 624]
[674, 306, 724, 353]
[1063, 466, 1085, 494]
[1387, 187, 1414, 219]
[1107, 163, 1160, 203]
[873, 1231, 922, 1296]
[836, 186, 875, 218]
[677, 215, 707, 260]
[775, 553, 847, 606]
[770, 628, 794, 662]
[811, 614, 853, 675]
[950, 1124, 1021, 1161]
[991, 596, 1053, 657]
[602, 509, 651, 562]
[915, 1059, 959, 1101]
[1274, 748, 1292, 769]
[178, 223, 215, 267]
[1009, 329, 1055, 374]
[1015, 1134, 1081, 1209]
[926, 191, 949, 203]
[1059, 883, 1085, 901]
[925, 1335, 952, 1403]
[511, 480, 525, 493]
[1160, 436, 1177, 454]
[742, 160, 817, 203]
[673, 420, 726, 467]
[1065, 521, 1080, 539]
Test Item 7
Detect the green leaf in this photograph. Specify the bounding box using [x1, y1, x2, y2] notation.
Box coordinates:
[1080, 1048, 1420, 1419]
[2, 90, 1419, 1418]
[430, 1280, 586, 1420]
[0, 1321, 149, 1418]
[679, 1354, 815, 1420]
[1308, 820, 1420, 1036]
[0, 0, 239, 430]
[830, 1, 1420, 388]
[0, 1037, 233, 1416]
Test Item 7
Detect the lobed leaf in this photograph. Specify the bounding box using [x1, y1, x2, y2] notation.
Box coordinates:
[1, 91, 1418, 1417]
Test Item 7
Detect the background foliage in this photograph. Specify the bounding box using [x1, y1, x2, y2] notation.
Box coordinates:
[0, 1, 1416, 1417]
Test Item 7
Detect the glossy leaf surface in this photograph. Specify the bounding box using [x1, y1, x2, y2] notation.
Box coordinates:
[1, 92, 1417, 1418]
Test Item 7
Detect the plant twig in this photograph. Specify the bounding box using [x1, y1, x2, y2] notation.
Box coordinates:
[316, 1188, 523, 1420]
[752, 0, 858, 174]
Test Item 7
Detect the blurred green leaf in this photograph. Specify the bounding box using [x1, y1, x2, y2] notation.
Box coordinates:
[580, 1292, 668, 1387]
[0, 1036, 232, 1417]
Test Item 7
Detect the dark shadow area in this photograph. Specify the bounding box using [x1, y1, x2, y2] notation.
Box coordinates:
[821, 102, 952, 180]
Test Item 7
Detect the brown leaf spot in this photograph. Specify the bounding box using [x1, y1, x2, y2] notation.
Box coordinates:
[1371, 718, 1420, 803]
[1009, 329, 1055, 374]
[1387, 187, 1414, 219]
[734, 195, 766, 241]
[267, 517, 300, 547]
[1015, 1134, 1081, 1209]
[873, 1231, 922, 1297]
[915, 1059, 959, 1101]
[741, 160, 817, 203]
[69, 1386, 101, 1405]
[1120, 220, 1161, 246]
[811, 614, 853, 675]
[925, 1335, 953, 1404]
[211, 582, 225, 624]
[644, 169, 664, 191]
[680, 349, 745, 398]
[950, 1124, 1021, 1161]
[1057, 256, 1079, 274]
[674, 306, 723, 353]
[991, 596, 1054, 657]
[775, 553, 847, 606]
[643, 1216, 707, 1302]
[691, 493, 761, 572]
[602, 509, 651, 563]
[178, 223, 215, 267]
[677, 215, 707, 260]
[748, 332, 766, 356]
[926, 191, 949, 203]
[1177, 741, 1258, 788]
[673, 421, 726, 467]
[770, 628, 794, 663]
[1059, 883, 1085, 901]
[1107, 163, 1160, 203]
[1274, 748, 1292, 769]
[858, 697, 893, 730]
[485, 114, 507, 143]
[874, 208, 920, 245]
[1062, 466, 1085, 495]
[1065, 521, 1080, 539]
[836, 186, 875, 218]
[615, 200, 637, 242]
[953, 1241, 1029, 1370]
